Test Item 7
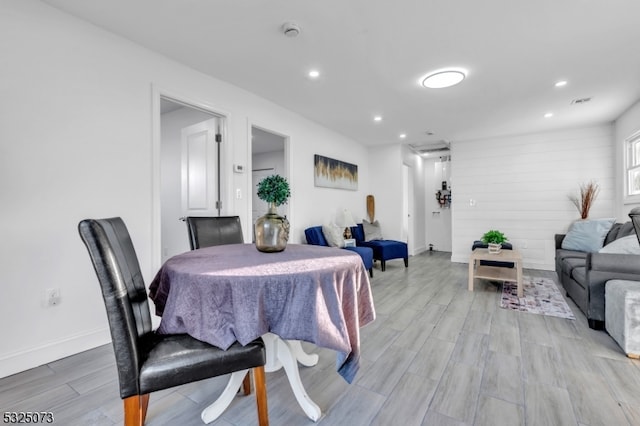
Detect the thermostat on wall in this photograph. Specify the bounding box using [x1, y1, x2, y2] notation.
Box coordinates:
[233, 164, 244, 173]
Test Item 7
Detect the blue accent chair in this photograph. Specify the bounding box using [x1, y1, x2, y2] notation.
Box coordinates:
[351, 224, 408, 272]
[304, 226, 374, 277]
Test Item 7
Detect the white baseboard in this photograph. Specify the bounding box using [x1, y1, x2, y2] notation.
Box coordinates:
[412, 245, 427, 255]
[0, 327, 111, 379]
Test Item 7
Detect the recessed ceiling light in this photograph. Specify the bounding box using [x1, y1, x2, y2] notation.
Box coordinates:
[373, 115, 382, 122]
[555, 80, 568, 87]
[399, 133, 407, 139]
[308, 70, 320, 79]
[544, 112, 554, 118]
[421, 69, 467, 89]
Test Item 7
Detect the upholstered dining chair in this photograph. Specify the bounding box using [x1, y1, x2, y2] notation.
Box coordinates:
[78, 217, 268, 426]
[186, 216, 244, 249]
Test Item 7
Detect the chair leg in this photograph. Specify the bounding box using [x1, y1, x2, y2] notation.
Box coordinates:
[381, 260, 386, 271]
[253, 366, 269, 426]
[242, 371, 252, 395]
[404, 257, 408, 267]
[124, 394, 149, 426]
[369, 268, 373, 278]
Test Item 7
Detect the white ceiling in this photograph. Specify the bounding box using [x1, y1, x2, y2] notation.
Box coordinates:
[42, 0, 640, 148]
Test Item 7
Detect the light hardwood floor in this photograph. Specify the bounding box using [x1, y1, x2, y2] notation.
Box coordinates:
[2, 251, 640, 425]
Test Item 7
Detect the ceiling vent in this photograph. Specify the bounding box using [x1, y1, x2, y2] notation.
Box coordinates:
[408, 140, 451, 154]
[571, 97, 592, 105]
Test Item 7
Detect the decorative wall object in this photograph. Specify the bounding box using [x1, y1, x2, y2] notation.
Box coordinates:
[569, 180, 599, 219]
[314, 154, 358, 190]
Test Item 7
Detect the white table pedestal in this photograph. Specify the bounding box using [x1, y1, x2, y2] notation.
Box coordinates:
[201, 333, 321, 423]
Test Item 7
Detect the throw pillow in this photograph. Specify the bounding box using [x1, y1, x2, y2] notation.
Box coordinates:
[322, 223, 345, 248]
[561, 218, 616, 252]
[599, 234, 640, 255]
[362, 219, 383, 241]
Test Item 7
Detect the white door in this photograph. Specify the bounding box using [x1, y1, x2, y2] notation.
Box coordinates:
[181, 117, 220, 217]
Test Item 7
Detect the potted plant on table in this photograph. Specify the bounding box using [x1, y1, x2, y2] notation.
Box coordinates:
[481, 229, 508, 254]
[255, 174, 291, 252]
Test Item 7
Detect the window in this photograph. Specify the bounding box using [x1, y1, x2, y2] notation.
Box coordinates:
[625, 130, 640, 202]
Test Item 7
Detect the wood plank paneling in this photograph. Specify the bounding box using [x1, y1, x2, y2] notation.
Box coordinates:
[451, 125, 615, 270]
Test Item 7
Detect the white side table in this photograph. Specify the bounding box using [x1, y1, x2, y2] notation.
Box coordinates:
[344, 238, 356, 247]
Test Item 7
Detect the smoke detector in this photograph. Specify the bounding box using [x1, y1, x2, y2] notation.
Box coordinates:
[282, 22, 301, 37]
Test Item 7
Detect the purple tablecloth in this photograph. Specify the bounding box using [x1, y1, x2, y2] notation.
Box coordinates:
[148, 243, 376, 383]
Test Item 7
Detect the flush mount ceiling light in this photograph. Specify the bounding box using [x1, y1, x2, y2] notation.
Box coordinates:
[544, 112, 554, 118]
[373, 115, 382, 122]
[421, 69, 467, 89]
[555, 80, 568, 87]
[308, 70, 320, 79]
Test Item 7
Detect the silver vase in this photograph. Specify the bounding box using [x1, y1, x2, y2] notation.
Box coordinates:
[255, 203, 289, 252]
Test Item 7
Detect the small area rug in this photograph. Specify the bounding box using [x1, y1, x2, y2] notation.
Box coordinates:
[500, 276, 575, 320]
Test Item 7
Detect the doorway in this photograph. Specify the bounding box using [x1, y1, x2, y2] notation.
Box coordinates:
[159, 97, 225, 262]
[250, 126, 287, 241]
[402, 164, 415, 255]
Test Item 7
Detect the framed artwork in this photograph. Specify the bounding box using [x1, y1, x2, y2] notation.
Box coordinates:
[314, 154, 358, 190]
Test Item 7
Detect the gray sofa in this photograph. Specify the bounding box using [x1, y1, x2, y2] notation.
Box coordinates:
[555, 220, 640, 330]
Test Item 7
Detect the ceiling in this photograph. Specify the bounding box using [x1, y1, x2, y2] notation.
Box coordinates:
[42, 0, 640, 149]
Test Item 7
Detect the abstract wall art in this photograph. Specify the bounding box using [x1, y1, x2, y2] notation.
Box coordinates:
[314, 154, 358, 190]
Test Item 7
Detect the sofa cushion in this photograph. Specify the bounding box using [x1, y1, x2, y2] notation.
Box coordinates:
[571, 266, 587, 288]
[599, 234, 640, 255]
[556, 249, 588, 263]
[561, 218, 616, 252]
[562, 257, 586, 278]
[362, 220, 383, 241]
[322, 223, 345, 248]
[304, 226, 329, 246]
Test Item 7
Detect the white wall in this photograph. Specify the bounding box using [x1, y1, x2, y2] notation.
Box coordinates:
[451, 125, 615, 270]
[0, 0, 369, 377]
[253, 151, 286, 175]
[615, 99, 640, 218]
[368, 145, 403, 240]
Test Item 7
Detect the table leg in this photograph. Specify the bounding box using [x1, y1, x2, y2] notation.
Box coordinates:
[516, 259, 524, 298]
[201, 333, 321, 423]
[468, 258, 475, 292]
[288, 340, 319, 367]
[200, 369, 249, 424]
[276, 338, 322, 421]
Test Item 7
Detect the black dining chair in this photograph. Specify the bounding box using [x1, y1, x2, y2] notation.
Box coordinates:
[186, 216, 244, 249]
[78, 217, 268, 426]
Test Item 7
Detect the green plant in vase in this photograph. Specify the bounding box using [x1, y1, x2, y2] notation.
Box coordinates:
[481, 230, 507, 254]
[255, 175, 291, 252]
[257, 174, 290, 207]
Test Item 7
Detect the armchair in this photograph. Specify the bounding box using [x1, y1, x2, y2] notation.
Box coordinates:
[351, 223, 408, 271]
[304, 226, 374, 277]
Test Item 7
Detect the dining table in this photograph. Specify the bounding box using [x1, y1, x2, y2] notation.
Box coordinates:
[148, 243, 376, 423]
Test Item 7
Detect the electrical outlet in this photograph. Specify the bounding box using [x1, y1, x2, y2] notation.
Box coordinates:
[45, 288, 61, 306]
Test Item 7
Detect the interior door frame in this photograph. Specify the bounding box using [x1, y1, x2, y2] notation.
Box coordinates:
[246, 120, 291, 243]
[151, 85, 232, 271]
